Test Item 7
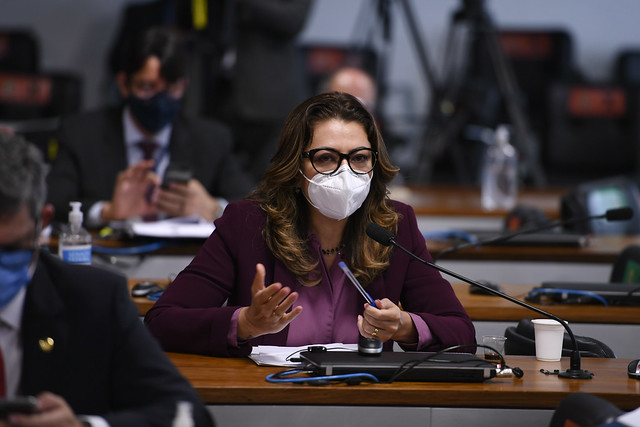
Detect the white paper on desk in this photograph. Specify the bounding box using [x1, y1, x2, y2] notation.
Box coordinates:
[130, 215, 215, 239]
[618, 405, 640, 427]
[248, 343, 358, 367]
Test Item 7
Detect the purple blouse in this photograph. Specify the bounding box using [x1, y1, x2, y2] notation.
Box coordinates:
[227, 235, 434, 348]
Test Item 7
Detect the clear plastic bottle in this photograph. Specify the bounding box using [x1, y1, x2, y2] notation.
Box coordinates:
[58, 201, 92, 265]
[481, 125, 518, 211]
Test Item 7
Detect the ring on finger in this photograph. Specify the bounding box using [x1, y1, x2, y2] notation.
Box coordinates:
[372, 327, 379, 337]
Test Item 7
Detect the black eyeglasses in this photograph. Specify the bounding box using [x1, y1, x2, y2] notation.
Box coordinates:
[302, 147, 378, 175]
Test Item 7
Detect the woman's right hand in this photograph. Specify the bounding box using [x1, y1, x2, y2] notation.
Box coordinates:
[237, 263, 303, 341]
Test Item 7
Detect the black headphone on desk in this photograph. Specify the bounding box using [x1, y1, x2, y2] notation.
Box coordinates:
[628, 359, 640, 380]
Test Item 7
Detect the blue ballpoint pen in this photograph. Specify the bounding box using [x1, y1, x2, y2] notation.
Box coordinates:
[338, 261, 378, 308]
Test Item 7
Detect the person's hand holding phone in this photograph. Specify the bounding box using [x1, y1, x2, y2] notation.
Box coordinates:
[158, 178, 221, 221]
[0, 396, 38, 424]
[0, 393, 84, 427]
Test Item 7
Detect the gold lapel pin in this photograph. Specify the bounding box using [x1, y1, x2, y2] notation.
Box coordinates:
[38, 337, 54, 353]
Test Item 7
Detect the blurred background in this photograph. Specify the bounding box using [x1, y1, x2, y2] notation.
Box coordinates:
[1, 0, 639, 186]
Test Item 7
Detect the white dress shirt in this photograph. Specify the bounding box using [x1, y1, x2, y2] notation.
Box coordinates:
[0, 287, 26, 399]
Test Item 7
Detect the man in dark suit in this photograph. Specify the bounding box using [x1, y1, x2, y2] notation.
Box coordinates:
[105, 1, 314, 185]
[47, 27, 252, 227]
[0, 132, 214, 425]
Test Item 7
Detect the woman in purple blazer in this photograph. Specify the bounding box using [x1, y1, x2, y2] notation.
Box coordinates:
[145, 92, 476, 357]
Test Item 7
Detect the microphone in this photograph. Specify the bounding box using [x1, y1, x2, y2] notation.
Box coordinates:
[366, 222, 595, 380]
[433, 207, 634, 262]
[605, 206, 634, 221]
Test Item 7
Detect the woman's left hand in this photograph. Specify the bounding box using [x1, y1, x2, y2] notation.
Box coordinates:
[357, 298, 417, 344]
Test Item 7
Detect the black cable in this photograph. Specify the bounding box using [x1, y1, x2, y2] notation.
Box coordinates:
[386, 344, 522, 383]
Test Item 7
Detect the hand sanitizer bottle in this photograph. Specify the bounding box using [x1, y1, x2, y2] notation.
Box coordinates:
[172, 401, 194, 427]
[481, 125, 518, 211]
[58, 201, 92, 265]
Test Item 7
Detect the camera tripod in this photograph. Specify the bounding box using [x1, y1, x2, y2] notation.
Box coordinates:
[360, 0, 547, 186]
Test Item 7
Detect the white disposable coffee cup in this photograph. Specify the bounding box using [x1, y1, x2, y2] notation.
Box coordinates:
[532, 319, 566, 361]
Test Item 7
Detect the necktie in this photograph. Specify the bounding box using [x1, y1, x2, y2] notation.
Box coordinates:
[0, 346, 6, 398]
[136, 139, 159, 161]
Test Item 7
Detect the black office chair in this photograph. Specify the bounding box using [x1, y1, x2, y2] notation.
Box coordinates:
[0, 71, 82, 120]
[466, 28, 579, 142]
[549, 392, 624, 427]
[613, 49, 640, 88]
[560, 176, 640, 235]
[610, 244, 640, 283]
[0, 71, 81, 164]
[545, 83, 640, 182]
[504, 318, 616, 358]
[0, 30, 39, 72]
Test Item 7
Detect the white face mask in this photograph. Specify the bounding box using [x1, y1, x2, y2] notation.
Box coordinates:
[300, 164, 372, 220]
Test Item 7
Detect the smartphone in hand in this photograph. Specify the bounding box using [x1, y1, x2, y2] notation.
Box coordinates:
[0, 396, 38, 419]
[162, 163, 192, 189]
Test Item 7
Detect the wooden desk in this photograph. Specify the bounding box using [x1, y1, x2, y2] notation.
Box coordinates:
[167, 352, 640, 410]
[427, 235, 640, 264]
[47, 185, 563, 255]
[48, 235, 204, 256]
[66, 225, 640, 266]
[389, 184, 567, 219]
[453, 283, 640, 325]
[390, 185, 640, 264]
[45, 185, 636, 265]
[129, 279, 640, 325]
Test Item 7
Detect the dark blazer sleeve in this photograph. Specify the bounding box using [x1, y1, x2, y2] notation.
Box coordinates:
[385, 202, 477, 352]
[145, 200, 279, 357]
[22, 252, 214, 426]
[46, 109, 127, 223]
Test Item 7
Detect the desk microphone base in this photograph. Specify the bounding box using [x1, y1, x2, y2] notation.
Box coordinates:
[558, 369, 594, 379]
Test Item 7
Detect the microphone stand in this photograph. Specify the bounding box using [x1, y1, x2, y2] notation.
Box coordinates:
[368, 223, 595, 379]
[433, 208, 630, 262]
[394, 236, 593, 379]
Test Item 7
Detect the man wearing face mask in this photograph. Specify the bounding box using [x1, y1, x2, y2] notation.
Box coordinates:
[47, 27, 252, 227]
[0, 132, 215, 426]
[145, 92, 475, 357]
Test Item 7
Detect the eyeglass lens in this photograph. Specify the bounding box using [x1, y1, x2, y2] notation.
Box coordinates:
[309, 148, 376, 175]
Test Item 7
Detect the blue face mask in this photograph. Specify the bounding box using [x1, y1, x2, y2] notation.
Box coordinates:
[0, 248, 34, 310]
[128, 92, 182, 133]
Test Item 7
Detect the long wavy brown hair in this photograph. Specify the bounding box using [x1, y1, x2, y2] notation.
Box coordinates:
[251, 92, 400, 286]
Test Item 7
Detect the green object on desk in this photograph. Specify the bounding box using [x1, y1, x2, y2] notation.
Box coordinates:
[99, 226, 114, 238]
